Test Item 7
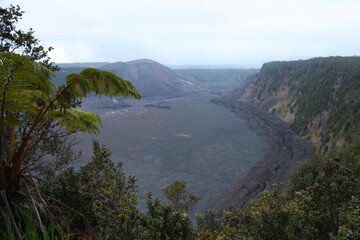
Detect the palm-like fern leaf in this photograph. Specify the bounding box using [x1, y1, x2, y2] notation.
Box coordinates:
[65, 68, 141, 99]
[47, 108, 102, 134]
[1, 53, 141, 193]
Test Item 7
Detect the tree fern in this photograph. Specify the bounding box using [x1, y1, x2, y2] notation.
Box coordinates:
[49, 108, 102, 135]
[0, 52, 141, 192]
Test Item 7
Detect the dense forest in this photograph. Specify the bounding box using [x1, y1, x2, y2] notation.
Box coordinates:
[1, 4, 360, 240]
[242, 57, 360, 151]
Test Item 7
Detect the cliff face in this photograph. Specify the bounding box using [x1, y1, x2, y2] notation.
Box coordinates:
[236, 57, 360, 151]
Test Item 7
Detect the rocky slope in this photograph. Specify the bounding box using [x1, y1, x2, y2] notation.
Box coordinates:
[213, 56, 360, 209]
[215, 90, 313, 209]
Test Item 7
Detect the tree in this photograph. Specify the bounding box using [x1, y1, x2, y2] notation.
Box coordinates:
[0, 4, 81, 181]
[306, 158, 358, 239]
[136, 192, 196, 240]
[0, 5, 58, 71]
[0, 52, 140, 193]
[0, 52, 140, 238]
[162, 180, 200, 213]
[0, 5, 140, 238]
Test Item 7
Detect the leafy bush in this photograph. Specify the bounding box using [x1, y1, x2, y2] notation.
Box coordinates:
[135, 193, 196, 240]
[162, 180, 201, 213]
[42, 140, 139, 239]
[197, 153, 360, 240]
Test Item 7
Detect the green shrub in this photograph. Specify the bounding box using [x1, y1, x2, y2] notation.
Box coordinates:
[42, 140, 139, 239]
[136, 193, 196, 240]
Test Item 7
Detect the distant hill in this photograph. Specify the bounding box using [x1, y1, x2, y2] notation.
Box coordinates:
[57, 62, 110, 68]
[54, 59, 198, 97]
[224, 56, 360, 151]
[174, 68, 259, 83]
[100, 59, 197, 97]
[167, 64, 252, 69]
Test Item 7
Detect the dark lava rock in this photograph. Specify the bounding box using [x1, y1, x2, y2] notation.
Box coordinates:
[212, 94, 314, 210]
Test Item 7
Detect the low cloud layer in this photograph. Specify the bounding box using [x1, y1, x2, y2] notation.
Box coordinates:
[4, 0, 360, 67]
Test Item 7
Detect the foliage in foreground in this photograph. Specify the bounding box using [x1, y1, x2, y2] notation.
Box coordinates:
[196, 145, 360, 240]
[1, 210, 72, 240]
[0, 52, 140, 194]
[40, 140, 196, 239]
[3, 140, 360, 239]
[163, 180, 201, 213]
[41, 140, 138, 238]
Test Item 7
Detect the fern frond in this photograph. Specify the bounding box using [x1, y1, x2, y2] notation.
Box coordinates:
[47, 108, 102, 134]
[0, 53, 55, 94]
[65, 68, 141, 99]
[65, 73, 91, 98]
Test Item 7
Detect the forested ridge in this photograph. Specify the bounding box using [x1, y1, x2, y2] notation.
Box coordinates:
[241, 57, 360, 151]
[207, 57, 360, 240]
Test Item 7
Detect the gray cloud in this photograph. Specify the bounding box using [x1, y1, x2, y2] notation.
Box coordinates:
[3, 0, 360, 67]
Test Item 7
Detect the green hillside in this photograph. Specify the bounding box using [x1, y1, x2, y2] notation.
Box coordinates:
[202, 57, 360, 240]
[242, 57, 360, 151]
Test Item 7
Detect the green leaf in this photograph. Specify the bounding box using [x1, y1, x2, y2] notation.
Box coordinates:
[48, 108, 102, 134]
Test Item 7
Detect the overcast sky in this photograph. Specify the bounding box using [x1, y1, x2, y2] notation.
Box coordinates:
[2, 0, 360, 67]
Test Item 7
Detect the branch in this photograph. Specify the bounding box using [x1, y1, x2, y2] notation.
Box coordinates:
[23, 175, 61, 188]
[24, 116, 52, 156]
[44, 194, 94, 234]
[26, 185, 46, 239]
[22, 172, 52, 208]
[13, 81, 77, 171]
[8, 112, 17, 161]
[0, 69, 14, 161]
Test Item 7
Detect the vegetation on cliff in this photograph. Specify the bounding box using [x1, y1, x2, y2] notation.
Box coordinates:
[206, 57, 360, 240]
[242, 57, 360, 151]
